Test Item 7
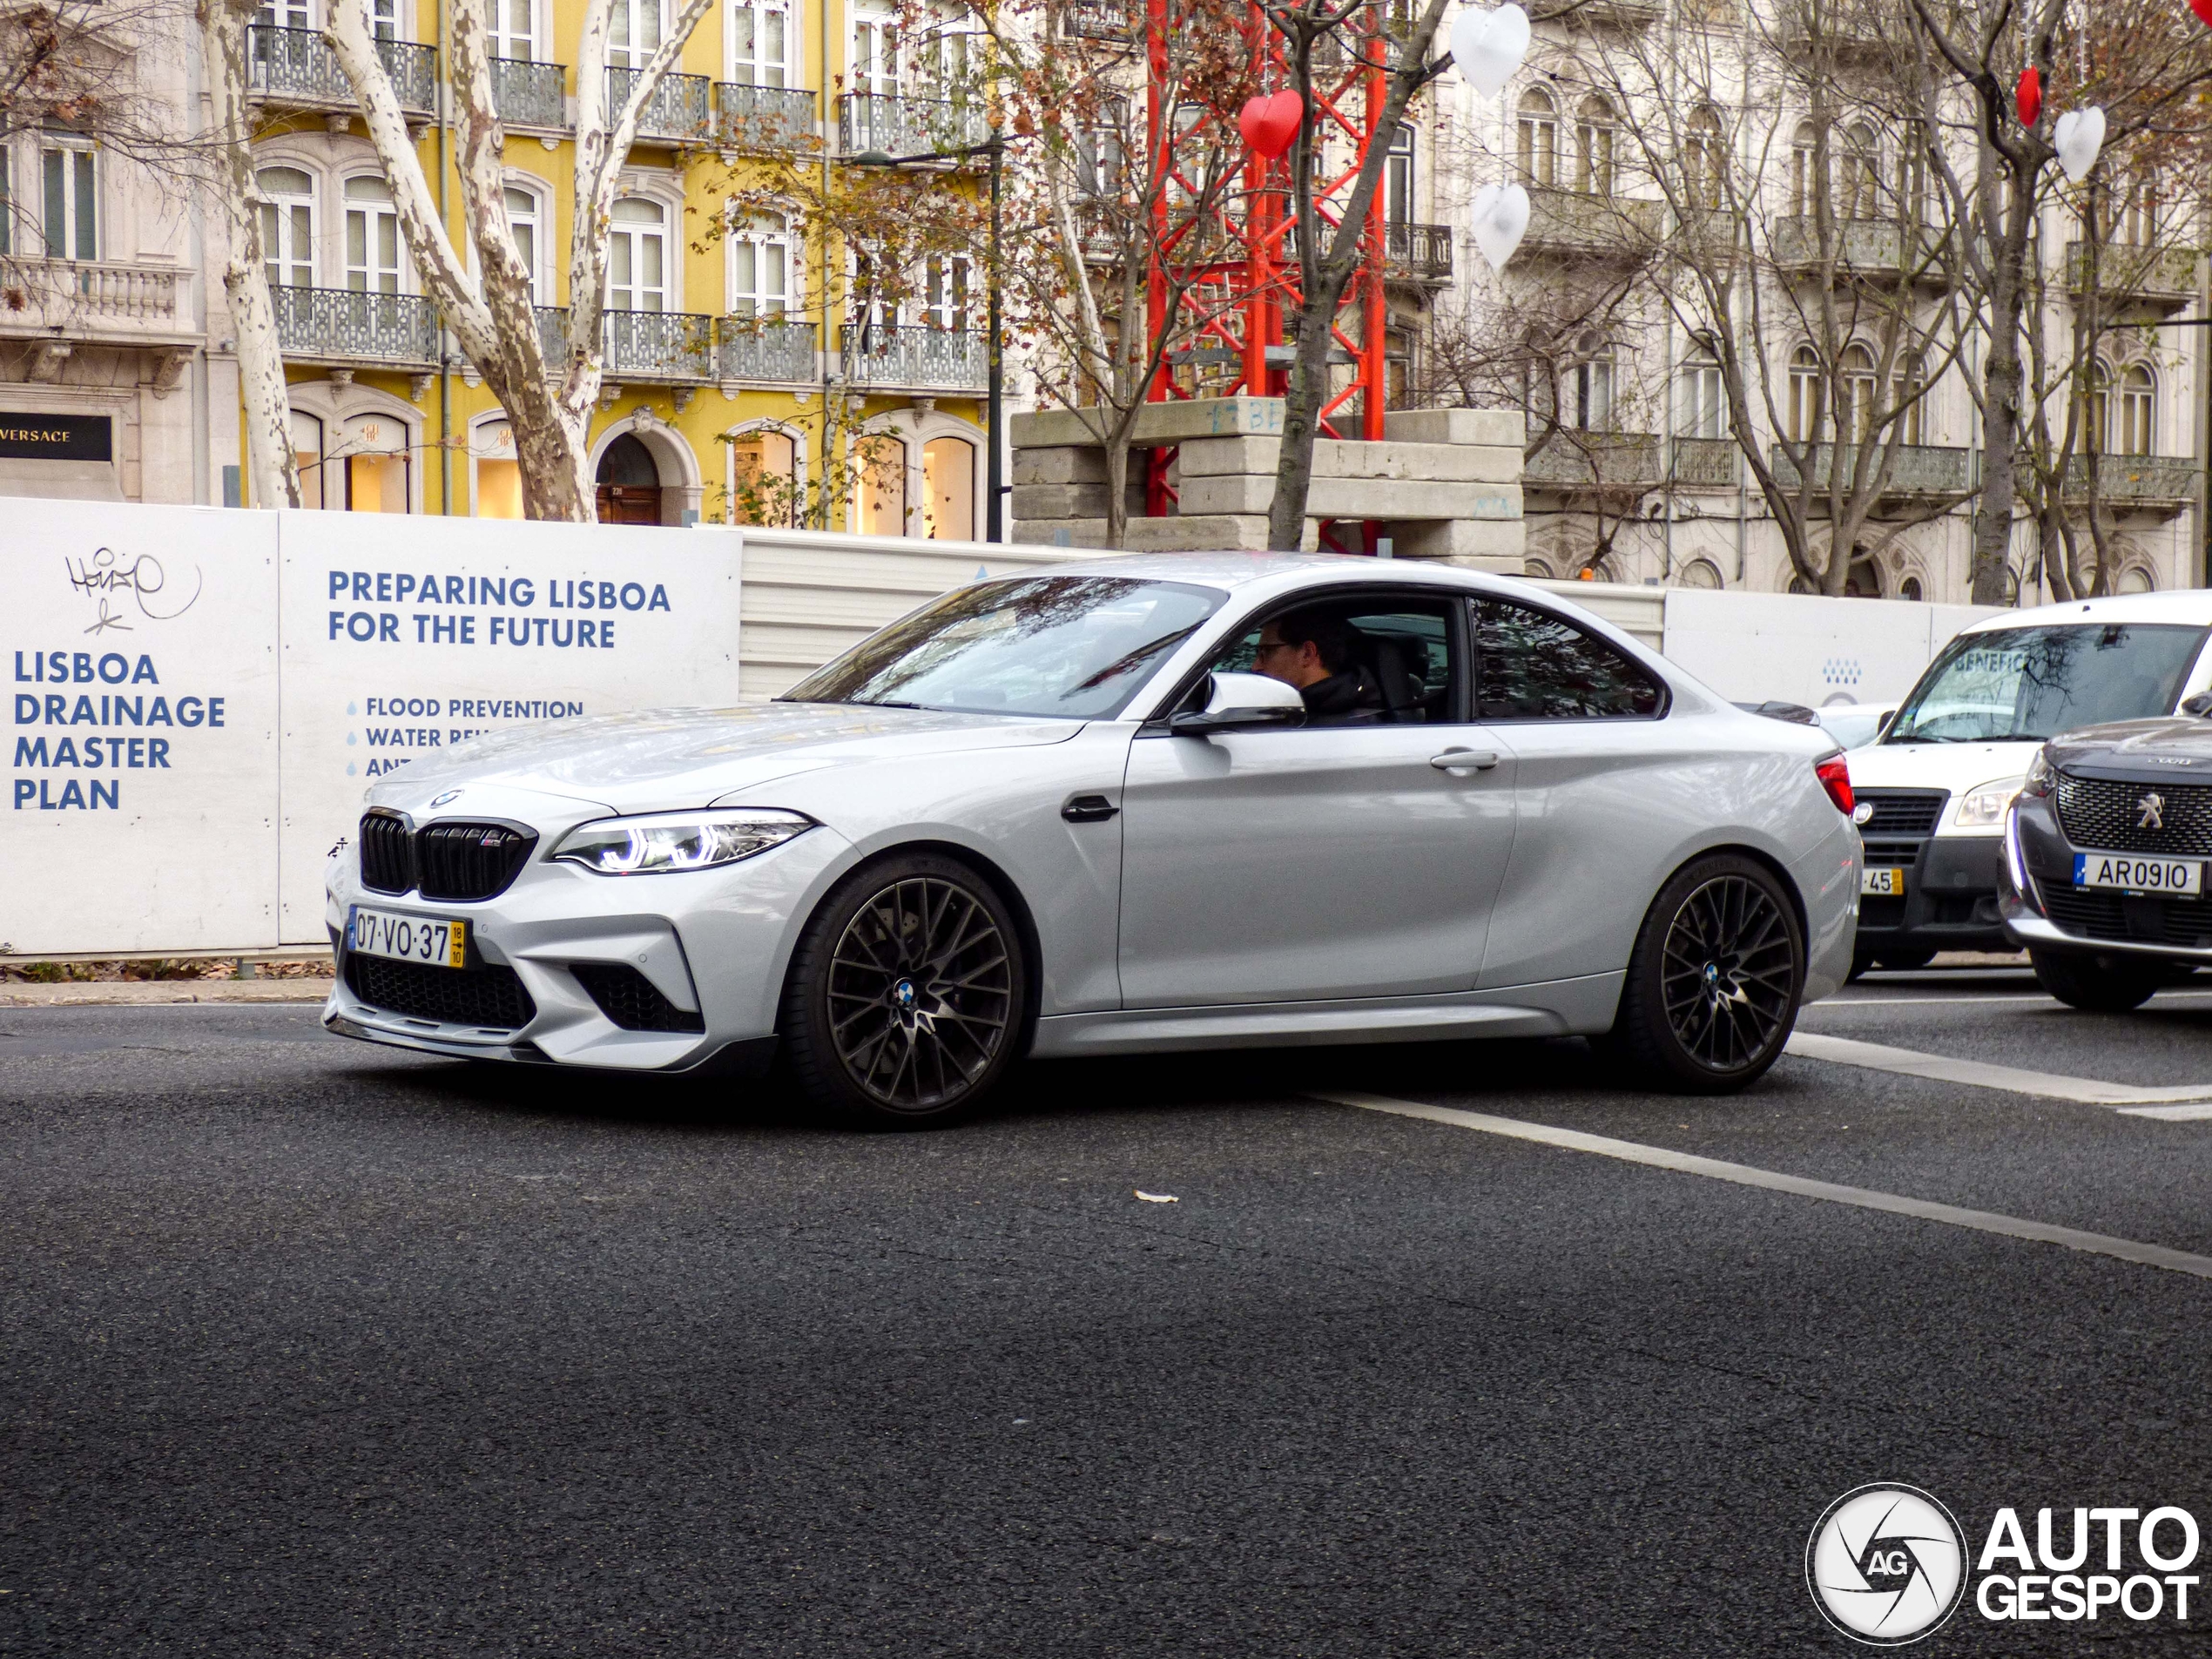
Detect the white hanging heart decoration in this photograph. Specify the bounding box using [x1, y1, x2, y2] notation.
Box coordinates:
[1471, 182, 1531, 271]
[2053, 106, 2107, 183]
[1450, 3, 1532, 98]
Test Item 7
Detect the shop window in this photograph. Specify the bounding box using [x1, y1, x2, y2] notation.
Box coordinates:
[730, 428, 796, 525]
[922, 435, 974, 540]
[475, 420, 522, 517]
[858, 435, 907, 535]
[291, 408, 327, 509]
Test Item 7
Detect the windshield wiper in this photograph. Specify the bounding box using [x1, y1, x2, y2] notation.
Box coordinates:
[852, 698, 930, 711]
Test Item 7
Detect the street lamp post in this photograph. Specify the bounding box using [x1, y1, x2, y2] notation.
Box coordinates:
[846, 133, 1006, 543]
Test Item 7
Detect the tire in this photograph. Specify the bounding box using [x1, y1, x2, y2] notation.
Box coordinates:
[1847, 954, 1873, 983]
[1875, 948, 1938, 972]
[779, 852, 1028, 1128]
[2029, 946, 2163, 1013]
[1599, 853, 1806, 1093]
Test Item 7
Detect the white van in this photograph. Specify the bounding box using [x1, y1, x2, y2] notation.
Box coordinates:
[1844, 593, 2212, 972]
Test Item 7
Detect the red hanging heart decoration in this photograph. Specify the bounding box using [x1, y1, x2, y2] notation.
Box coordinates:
[2192, 0, 2212, 31]
[2016, 65, 2042, 125]
[1238, 90, 1304, 161]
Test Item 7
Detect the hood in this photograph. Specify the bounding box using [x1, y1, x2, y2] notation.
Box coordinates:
[1847, 735, 2043, 792]
[363, 699, 1086, 817]
[2046, 717, 2212, 784]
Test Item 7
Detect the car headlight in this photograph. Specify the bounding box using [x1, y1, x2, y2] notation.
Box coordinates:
[551, 809, 814, 874]
[2021, 751, 2055, 798]
[1952, 775, 2027, 828]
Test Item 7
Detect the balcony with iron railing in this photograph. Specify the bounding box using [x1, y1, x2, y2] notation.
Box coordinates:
[1770, 216, 1964, 280]
[1525, 431, 1662, 490]
[0, 260, 187, 339]
[838, 92, 990, 158]
[1771, 441, 1973, 498]
[248, 26, 436, 114]
[605, 309, 714, 378]
[2064, 241, 2200, 305]
[1672, 436, 1740, 487]
[1521, 187, 1663, 258]
[1062, 0, 1134, 37]
[1385, 221, 1453, 283]
[716, 318, 817, 383]
[271, 286, 440, 365]
[489, 57, 567, 130]
[610, 66, 711, 142]
[2063, 452, 2200, 509]
[713, 82, 817, 150]
[840, 323, 988, 391]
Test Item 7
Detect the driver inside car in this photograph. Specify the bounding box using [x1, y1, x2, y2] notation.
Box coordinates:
[1251, 609, 1393, 725]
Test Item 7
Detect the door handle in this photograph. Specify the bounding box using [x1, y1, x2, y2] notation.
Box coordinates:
[1062, 793, 1120, 823]
[1430, 750, 1500, 772]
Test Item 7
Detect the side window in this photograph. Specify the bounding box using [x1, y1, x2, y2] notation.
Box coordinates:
[1207, 597, 1460, 726]
[1474, 597, 1664, 720]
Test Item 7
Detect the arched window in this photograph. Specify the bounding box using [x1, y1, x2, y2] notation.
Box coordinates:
[730, 427, 797, 525]
[1575, 94, 1615, 197]
[858, 434, 907, 535]
[597, 431, 663, 523]
[290, 408, 327, 509]
[609, 197, 666, 311]
[1678, 558, 1723, 590]
[343, 174, 401, 293]
[1791, 121, 1817, 218]
[1684, 106, 1725, 209]
[334, 410, 410, 513]
[1898, 574, 1925, 601]
[2118, 565, 2156, 594]
[1676, 346, 1724, 438]
[503, 184, 545, 301]
[2116, 364, 2155, 455]
[2087, 361, 2112, 452]
[258, 165, 314, 289]
[1787, 345, 1824, 443]
[1516, 88, 1557, 189]
[1839, 122, 1881, 219]
[921, 435, 974, 539]
[474, 419, 522, 518]
[1839, 343, 1878, 441]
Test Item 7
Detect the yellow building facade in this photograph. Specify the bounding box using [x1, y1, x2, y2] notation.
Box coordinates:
[244, 0, 991, 531]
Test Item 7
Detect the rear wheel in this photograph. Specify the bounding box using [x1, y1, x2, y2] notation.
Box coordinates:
[2029, 946, 2163, 1013]
[780, 853, 1026, 1128]
[1601, 853, 1805, 1093]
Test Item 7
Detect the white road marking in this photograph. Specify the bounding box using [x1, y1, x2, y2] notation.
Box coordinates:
[1784, 1031, 2212, 1106]
[1817, 992, 2212, 1008]
[1314, 1090, 2212, 1282]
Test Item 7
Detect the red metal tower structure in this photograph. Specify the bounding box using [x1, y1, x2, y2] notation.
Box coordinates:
[1141, 0, 1394, 545]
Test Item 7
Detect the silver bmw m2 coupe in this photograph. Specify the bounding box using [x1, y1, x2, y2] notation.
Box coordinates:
[323, 554, 1861, 1124]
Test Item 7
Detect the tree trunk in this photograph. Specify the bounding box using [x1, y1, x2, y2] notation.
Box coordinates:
[1973, 231, 2025, 605]
[1264, 0, 1448, 550]
[206, 0, 299, 509]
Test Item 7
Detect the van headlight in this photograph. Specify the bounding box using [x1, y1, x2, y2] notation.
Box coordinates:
[1952, 776, 2027, 831]
[552, 809, 814, 874]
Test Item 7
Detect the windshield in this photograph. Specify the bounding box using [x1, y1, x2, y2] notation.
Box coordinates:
[1885, 623, 2206, 743]
[780, 576, 1226, 719]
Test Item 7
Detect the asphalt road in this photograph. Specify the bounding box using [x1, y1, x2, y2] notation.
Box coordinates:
[8, 970, 2212, 1656]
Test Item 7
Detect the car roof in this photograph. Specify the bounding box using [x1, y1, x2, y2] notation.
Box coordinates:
[1959, 592, 2212, 634]
[995, 550, 1527, 597]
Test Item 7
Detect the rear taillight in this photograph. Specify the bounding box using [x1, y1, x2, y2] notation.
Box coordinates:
[1816, 752, 1853, 815]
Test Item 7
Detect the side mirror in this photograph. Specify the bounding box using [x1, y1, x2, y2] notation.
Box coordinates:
[2182, 691, 2212, 718]
[1876, 710, 1897, 738]
[1168, 671, 1307, 735]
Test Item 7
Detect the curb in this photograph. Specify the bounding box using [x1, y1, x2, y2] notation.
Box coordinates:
[0, 982, 334, 1007]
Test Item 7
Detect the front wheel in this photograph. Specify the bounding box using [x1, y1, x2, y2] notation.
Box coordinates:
[2029, 946, 2162, 1013]
[779, 853, 1027, 1128]
[1599, 853, 1805, 1093]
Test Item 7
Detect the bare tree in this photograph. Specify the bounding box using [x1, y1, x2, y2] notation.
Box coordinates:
[324, 0, 715, 518]
[1260, 0, 1452, 550]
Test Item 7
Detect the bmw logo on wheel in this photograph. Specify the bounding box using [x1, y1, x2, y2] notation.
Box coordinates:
[1806, 1484, 1968, 1645]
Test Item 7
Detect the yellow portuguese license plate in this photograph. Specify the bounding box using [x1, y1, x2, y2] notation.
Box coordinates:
[1861, 867, 1905, 897]
[348, 905, 468, 968]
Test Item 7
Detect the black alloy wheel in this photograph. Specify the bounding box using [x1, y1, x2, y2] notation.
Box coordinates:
[781, 853, 1025, 1126]
[1602, 853, 1805, 1092]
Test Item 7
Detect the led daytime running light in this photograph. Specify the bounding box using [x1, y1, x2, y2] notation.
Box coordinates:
[553, 810, 813, 875]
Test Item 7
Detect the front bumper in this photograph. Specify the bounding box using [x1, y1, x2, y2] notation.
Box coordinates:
[2003, 792, 2212, 965]
[1855, 834, 2009, 956]
[322, 819, 854, 1071]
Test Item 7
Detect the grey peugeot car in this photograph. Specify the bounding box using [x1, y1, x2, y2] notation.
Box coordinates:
[321, 553, 1860, 1124]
